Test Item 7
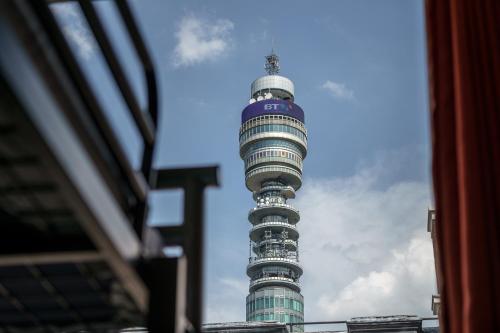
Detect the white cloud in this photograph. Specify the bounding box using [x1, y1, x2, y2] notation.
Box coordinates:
[203, 149, 435, 324]
[250, 30, 269, 44]
[220, 277, 248, 296]
[321, 80, 355, 100]
[297, 149, 436, 320]
[205, 277, 247, 323]
[51, 3, 95, 60]
[173, 15, 234, 67]
[316, 235, 435, 319]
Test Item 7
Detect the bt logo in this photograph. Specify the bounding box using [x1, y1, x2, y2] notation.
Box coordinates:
[264, 103, 292, 111]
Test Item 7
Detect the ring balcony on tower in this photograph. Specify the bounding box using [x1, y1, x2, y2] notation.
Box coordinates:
[239, 128, 308, 158]
[254, 238, 298, 252]
[247, 258, 303, 277]
[249, 276, 301, 293]
[249, 222, 299, 242]
[245, 167, 302, 192]
[248, 203, 300, 225]
[253, 184, 296, 200]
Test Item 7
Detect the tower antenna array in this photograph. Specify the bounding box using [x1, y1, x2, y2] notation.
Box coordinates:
[265, 51, 280, 75]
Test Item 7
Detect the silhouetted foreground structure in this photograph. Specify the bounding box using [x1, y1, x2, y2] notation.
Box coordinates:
[0, 1, 218, 332]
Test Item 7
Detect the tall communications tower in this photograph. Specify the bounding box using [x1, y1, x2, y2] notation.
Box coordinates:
[239, 52, 307, 331]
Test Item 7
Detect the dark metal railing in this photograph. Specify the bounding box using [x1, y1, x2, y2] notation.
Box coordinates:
[75, 0, 159, 237]
[32, 0, 159, 237]
[78, 1, 155, 145]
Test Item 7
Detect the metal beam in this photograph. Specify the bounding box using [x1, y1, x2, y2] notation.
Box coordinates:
[153, 166, 219, 189]
[0, 250, 103, 266]
[77, 0, 155, 145]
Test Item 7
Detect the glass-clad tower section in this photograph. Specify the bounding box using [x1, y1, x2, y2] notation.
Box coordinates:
[240, 53, 306, 331]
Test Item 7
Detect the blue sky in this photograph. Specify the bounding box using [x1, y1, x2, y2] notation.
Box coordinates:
[52, 0, 435, 326]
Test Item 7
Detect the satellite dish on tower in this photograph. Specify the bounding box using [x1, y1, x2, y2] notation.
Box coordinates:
[257, 95, 264, 101]
[264, 92, 273, 99]
[249, 98, 256, 104]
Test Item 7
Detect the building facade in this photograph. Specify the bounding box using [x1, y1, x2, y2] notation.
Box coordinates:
[427, 208, 441, 316]
[203, 316, 439, 333]
[239, 53, 307, 330]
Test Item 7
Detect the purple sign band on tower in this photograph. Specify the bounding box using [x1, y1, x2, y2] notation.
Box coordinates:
[241, 100, 305, 123]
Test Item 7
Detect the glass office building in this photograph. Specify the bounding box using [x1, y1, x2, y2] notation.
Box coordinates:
[239, 53, 307, 331]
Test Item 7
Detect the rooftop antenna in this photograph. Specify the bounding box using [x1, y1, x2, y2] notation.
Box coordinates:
[265, 44, 280, 75]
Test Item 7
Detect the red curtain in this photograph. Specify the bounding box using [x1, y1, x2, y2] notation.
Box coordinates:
[425, 0, 500, 332]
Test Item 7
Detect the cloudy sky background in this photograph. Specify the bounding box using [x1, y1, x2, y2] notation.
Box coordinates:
[51, 0, 435, 326]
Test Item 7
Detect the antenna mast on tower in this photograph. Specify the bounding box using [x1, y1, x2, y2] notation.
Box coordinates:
[265, 50, 280, 75]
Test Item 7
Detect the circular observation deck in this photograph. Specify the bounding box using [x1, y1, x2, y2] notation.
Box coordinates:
[240, 132, 307, 160]
[247, 257, 303, 277]
[244, 148, 303, 173]
[249, 276, 301, 293]
[251, 75, 294, 101]
[250, 222, 299, 241]
[248, 203, 300, 225]
[246, 165, 302, 192]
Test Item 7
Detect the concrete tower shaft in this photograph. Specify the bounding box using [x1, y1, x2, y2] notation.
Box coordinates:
[240, 53, 306, 331]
